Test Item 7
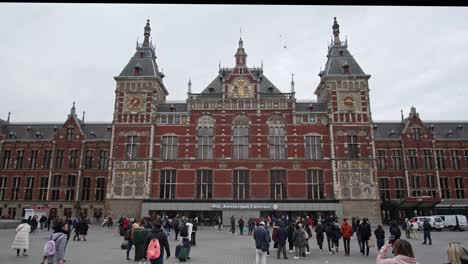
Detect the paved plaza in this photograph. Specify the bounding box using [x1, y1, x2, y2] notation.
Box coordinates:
[0, 224, 467, 264]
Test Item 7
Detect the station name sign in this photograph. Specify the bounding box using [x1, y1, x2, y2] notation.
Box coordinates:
[211, 203, 279, 210]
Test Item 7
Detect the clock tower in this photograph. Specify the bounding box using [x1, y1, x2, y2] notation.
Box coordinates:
[315, 18, 381, 224]
[106, 20, 168, 217]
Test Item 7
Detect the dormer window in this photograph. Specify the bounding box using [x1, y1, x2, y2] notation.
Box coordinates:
[27, 126, 32, 132]
[208, 87, 215, 93]
[53, 126, 58, 132]
[373, 124, 378, 130]
[89, 131, 96, 138]
[389, 129, 396, 136]
[268, 86, 274, 93]
[133, 65, 142, 75]
[448, 129, 454, 137]
[9, 131, 16, 139]
[169, 104, 175, 112]
[35, 131, 42, 139]
[457, 124, 463, 131]
[342, 64, 350, 74]
[338, 50, 344, 56]
[139, 52, 144, 58]
[412, 127, 421, 140]
[66, 128, 73, 141]
[429, 124, 435, 131]
[106, 125, 112, 132]
[308, 104, 314, 111]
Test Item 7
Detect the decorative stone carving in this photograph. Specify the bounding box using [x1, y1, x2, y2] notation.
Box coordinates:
[232, 114, 250, 126]
[136, 162, 145, 169]
[361, 171, 371, 184]
[339, 162, 349, 169]
[358, 129, 368, 136]
[115, 162, 124, 169]
[363, 187, 372, 198]
[336, 130, 345, 136]
[123, 186, 132, 196]
[351, 161, 360, 169]
[341, 172, 350, 185]
[351, 172, 360, 185]
[267, 113, 285, 125]
[352, 188, 361, 197]
[197, 115, 215, 127]
[113, 186, 122, 196]
[342, 188, 350, 198]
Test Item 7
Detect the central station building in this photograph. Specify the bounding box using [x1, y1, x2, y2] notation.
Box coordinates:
[1, 19, 466, 225]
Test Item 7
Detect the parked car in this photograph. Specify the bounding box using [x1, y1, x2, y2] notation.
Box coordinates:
[409, 216, 444, 231]
[434, 215, 467, 231]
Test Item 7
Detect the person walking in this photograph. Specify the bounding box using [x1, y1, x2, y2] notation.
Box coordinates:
[126, 219, 144, 261]
[403, 218, 411, 239]
[292, 223, 305, 259]
[238, 217, 245, 235]
[275, 222, 288, 259]
[390, 220, 402, 241]
[248, 218, 255, 235]
[422, 219, 432, 245]
[179, 218, 193, 244]
[253, 221, 269, 264]
[11, 219, 30, 257]
[41, 221, 69, 264]
[40, 215, 47, 230]
[332, 218, 341, 254]
[173, 217, 180, 241]
[374, 224, 386, 251]
[358, 218, 372, 256]
[230, 216, 236, 234]
[79, 218, 89, 241]
[304, 221, 312, 255]
[325, 218, 335, 254]
[145, 222, 170, 264]
[376, 239, 417, 264]
[191, 219, 197, 246]
[315, 221, 325, 251]
[72, 219, 81, 241]
[340, 218, 353, 256]
[356, 218, 363, 253]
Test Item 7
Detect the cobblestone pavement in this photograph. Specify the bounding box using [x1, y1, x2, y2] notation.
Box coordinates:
[0, 224, 466, 264]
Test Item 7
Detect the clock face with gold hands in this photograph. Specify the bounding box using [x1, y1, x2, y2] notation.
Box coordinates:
[228, 78, 254, 98]
[125, 95, 145, 113]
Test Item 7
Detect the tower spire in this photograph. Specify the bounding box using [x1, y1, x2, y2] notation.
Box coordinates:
[70, 101, 76, 117]
[235, 34, 247, 66]
[7, 112, 10, 123]
[187, 77, 192, 94]
[290, 73, 295, 93]
[332, 17, 341, 45]
[401, 109, 404, 121]
[143, 19, 151, 47]
[82, 111, 86, 124]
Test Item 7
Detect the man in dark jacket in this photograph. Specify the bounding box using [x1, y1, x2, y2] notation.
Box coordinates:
[230, 216, 236, 234]
[315, 221, 325, 251]
[145, 222, 171, 263]
[238, 217, 245, 235]
[422, 219, 432, 245]
[389, 221, 401, 240]
[275, 222, 288, 259]
[253, 221, 269, 264]
[357, 218, 371, 256]
[287, 222, 295, 253]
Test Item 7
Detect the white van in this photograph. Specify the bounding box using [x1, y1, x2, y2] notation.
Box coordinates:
[435, 215, 467, 231]
[409, 216, 444, 231]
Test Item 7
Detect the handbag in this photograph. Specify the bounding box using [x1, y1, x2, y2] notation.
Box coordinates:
[368, 238, 375, 248]
[120, 241, 128, 250]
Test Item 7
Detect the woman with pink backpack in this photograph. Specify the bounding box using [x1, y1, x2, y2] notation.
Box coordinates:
[145, 222, 171, 264]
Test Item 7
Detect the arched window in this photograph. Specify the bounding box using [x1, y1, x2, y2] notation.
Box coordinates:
[161, 135, 178, 160]
[196, 115, 215, 160]
[232, 115, 249, 160]
[268, 114, 286, 160]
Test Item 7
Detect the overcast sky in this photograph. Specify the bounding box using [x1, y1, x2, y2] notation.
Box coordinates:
[0, 4, 467, 123]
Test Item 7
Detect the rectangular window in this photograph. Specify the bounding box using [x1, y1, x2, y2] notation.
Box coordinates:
[126, 136, 138, 159]
[347, 135, 359, 159]
[161, 136, 178, 160]
[98, 150, 109, 170]
[2, 150, 11, 169]
[65, 175, 76, 201]
[407, 149, 418, 169]
[24, 177, 34, 201]
[305, 136, 322, 160]
[391, 150, 403, 170]
[270, 170, 287, 199]
[69, 150, 79, 169]
[30, 150, 38, 169]
[268, 127, 286, 160]
[395, 177, 406, 199]
[379, 178, 390, 200]
[84, 150, 93, 169]
[411, 175, 422, 196]
[11, 177, 21, 201]
[0, 177, 7, 200]
[436, 150, 445, 170]
[196, 170, 212, 199]
[81, 177, 91, 201]
[426, 175, 437, 198]
[451, 150, 461, 170]
[43, 150, 52, 169]
[66, 128, 73, 141]
[423, 150, 433, 169]
[16, 150, 24, 169]
[233, 170, 249, 199]
[51, 175, 61, 201]
[440, 177, 450, 199]
[95, 177, 106, 201]
[55, 150, 64, 169]
[455, 177, 465, 199]
[39, 177, 48, 201]
[233, 127, 249, 160]
[412, 127, 421, 141]
[306, 170, 324, 199]
[377, 150, 387, 170]
[159, 170, 176, 199]
[196, 128, 214, 160]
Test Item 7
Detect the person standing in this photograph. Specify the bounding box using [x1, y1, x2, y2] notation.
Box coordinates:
[191, 219, 197, 246]
[41, 221, 68, 264]
[238, 217, 245, 235]
[11, 219, 31, 257]
[218, 216, 223, 231]
[402, 218, 410, 239]
[275, 222, 288, 259]
[315, 221, 325, 251]
[287, 222, 295, 253]
[292, 223, 305, 259]
[253, 221, 269, 264]
[145, 222, 170, 264]
[358, 218, 372, 256]
[340, 218, 353, 256]
[179, 218, 193, 244]
[173, 217, 180, 241]
[248, 218, 255, 235]
[80, 218, 89, 241]
[390, 220, 402, 241]
[374, 225, 386, 251]
[126, 219, 144, 261]
[422, 219, 432, 245]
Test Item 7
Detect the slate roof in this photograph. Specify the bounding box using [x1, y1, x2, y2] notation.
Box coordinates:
[158, 102, 188, 113]
[194, 68, 283, 98]
[373, 122, 468, 140]
[2, 122, 112, 141]
[320, 41, 366, 76]
[295, 102, 327, 112]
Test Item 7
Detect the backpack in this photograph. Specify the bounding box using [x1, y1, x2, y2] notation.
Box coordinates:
[180, 223, 189, 237]
[146, 238, 161, 260]
[43, 234, 64, 256]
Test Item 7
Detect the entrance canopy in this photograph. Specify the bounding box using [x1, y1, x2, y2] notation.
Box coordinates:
[435, 199, 468, 209]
